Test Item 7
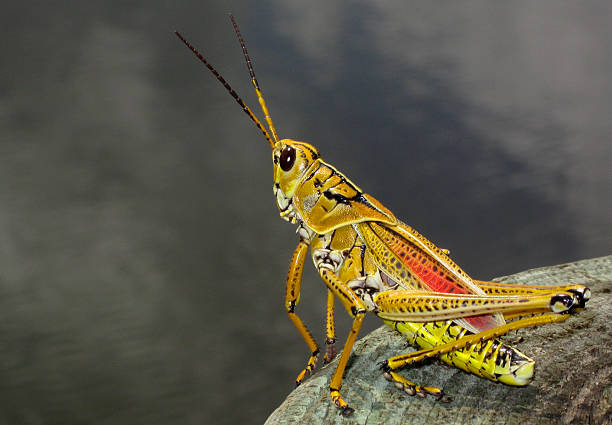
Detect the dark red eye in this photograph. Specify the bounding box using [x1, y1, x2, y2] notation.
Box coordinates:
[279, 146, 296, 172]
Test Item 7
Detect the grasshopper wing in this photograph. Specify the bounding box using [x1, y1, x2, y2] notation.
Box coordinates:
[356, 220, 505, 333]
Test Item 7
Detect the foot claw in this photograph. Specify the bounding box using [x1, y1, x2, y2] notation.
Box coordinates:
[331, 389, 354, 416]
[295, 351, 319, 385]
[340, 406, 354, 417]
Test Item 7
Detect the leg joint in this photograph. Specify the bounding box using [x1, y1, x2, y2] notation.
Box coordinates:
[351, 306, 367, 318]
[286, 300, 296, 314]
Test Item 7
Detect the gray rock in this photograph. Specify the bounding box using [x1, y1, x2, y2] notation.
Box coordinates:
[265, 256, 612, 425]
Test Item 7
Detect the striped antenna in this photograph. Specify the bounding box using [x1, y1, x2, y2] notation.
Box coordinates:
[174, 30, 275, 148]
[229, 13, 280, 144]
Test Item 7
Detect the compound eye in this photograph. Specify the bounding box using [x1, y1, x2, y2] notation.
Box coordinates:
[279, 146, 296, 172]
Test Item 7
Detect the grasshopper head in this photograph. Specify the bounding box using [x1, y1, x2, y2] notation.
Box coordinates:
[273, 139, 319, 218]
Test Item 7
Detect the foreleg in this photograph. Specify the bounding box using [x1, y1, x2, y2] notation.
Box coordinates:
[285, 241, 320, 385]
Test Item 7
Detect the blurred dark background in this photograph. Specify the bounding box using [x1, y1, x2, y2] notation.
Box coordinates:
[1, 1, 611, 424]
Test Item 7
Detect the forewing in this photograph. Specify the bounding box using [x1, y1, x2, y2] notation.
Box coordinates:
[356, 220, 505, 332]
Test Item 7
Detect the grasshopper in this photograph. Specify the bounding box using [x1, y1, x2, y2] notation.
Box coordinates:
[175, 15, 590, 416]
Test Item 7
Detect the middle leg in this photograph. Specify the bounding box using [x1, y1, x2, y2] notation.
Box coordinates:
[324, 289, 337, 364]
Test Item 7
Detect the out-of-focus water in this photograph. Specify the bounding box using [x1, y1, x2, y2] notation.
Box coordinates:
[1, 1, 611, 424]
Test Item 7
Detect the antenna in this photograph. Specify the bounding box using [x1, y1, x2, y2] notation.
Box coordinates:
[229, 13, 280, 144]
[174, 30, 275, 147]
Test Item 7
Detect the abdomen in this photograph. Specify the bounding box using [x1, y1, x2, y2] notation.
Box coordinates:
[383, 319, 535, 386]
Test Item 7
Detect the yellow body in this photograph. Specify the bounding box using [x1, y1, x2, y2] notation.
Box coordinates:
[292, 163, 535, 386]
[273, 139, 588, 413]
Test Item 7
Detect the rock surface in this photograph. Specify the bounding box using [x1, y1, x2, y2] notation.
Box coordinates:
[264, 256, 612, 425]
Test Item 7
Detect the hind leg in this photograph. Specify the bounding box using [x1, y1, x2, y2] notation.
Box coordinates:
[475, 280, 590, 308]
[474, 280, 590, 319]
[382, 367, 450, 400]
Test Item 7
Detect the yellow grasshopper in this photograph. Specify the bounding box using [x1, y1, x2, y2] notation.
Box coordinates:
[175, 15, 590, 416]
